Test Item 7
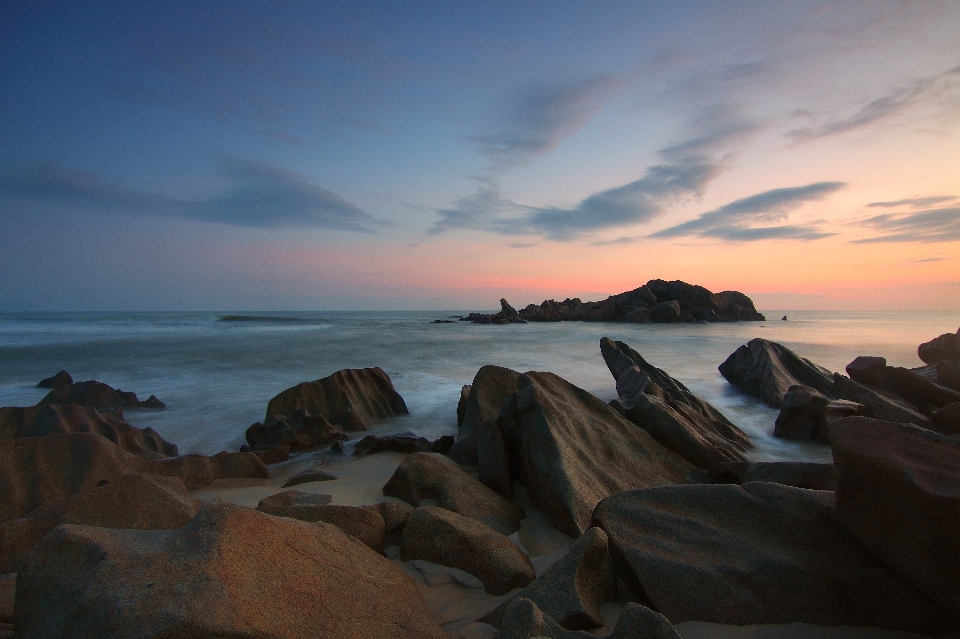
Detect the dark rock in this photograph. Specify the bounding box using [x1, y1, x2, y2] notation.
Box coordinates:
[501, 298, 519, 317]
[37, 380, 163, 411]
[0, 403, 178, 459]
[918, 330, 960, 364]
[15, 501, 446, 639]
[362, 501, 412, 535]
[719, 338, 835, 407]
[710, 289, 765, 321]
[711, 461, 836, 490]
[429, 435, 454, 454]
[592, 482, 956, 633]
[830, 416, 960, 618]
[431, 319, 455, 323]
[477, 416, 513, 496]
[456, 384, 471, 428]
[36, 370, 72, 389]
[481, 527, 617, 630]
[932, 402, 960, 435]
[246, 408, 348, 452]
[494, 597, 681, 639]
[400, 506, 535, 596]
[619, 307, 651, 323]
[496, 371, 702, 538]
[858, 365, 960, 415]
[382, 452, 523, 535]
[256, 489, 333, 512]
[845, 356, 887, 386]
[650, 301, 681, 323]
[447, 365, 521, 465]
[0, 473, 198, 572]
[773, 385, 862, 443]
[833, 373, 930, 427]
[138, 395, 166, 409]
[253, 445, 290, 464]
[257, 498, 385, 552]
[600, 338, 751, 469]
[265, 367, 408, 430]
[354, 431, 432, 456]
[938, 359, 960, 391]
[781, 315, 787, 320]
[281, 468, 337, 488]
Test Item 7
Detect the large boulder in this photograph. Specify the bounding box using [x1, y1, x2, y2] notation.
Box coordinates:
[772, 385, 861, 443]
[400, 506, 535, 596]
[38, 380, 163, 411]
[711, 290, 765, 321]
[481, 527, 617, 630]
[0, 404, 177, 459]
[833, 373, 930, 427]
[0, 433, 268, 521]
[246, 408, 347, 452]
[447, 365, 521, 465]
[265, 367, 408, 430]
[382, 452, 522, 535]
[846, 359, 960, 416]
[592, 482, 956, 634]
[711, 460, 836, 490]
[256, 498, 386, 552]
[918, 329, 960, 364]
[718, 338, 835, 408]
[496, 371, 702, 538]
[830, 416, 960, 619]
[0, 473, 198, 572]
[15, 501, 446, 639]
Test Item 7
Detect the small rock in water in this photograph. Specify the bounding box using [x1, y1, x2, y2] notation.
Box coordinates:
[282, 468, 338, 488]
[781, 315, 788, 321]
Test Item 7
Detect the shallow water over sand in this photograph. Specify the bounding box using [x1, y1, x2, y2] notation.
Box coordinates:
[0, 310, 956, 459]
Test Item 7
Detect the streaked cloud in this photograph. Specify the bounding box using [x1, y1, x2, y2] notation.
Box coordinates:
[651, 182, 845, 241]
[853, 206, 960, 243]
[905, 257, 945, 263]
[0, 159, 376, 232]
[867, 195, 958, 209]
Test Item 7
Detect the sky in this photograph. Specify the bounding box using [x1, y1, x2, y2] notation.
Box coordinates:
[1, 1, 959, 311]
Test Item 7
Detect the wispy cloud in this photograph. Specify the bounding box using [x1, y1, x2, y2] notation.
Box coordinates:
[905, 257, 945, 263]
[508, 243, 536, 249]
[0, 159, 377, 231]
[867, 195, 958, 209]
[853, 206, 960, 243]
[651, 182, 845, 241]
[788, 64, 960, 142]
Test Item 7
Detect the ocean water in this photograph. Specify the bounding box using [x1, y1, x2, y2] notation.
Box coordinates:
[0, 310, 956, 462]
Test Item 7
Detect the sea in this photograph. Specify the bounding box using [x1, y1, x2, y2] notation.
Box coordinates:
[1, 310, 957, 463]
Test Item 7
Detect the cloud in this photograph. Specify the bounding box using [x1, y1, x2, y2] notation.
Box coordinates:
[788, 64, 960, 142]
[0, 159, 376, 231]
[906, 257, 945, 263]
[508, 243, 536, 249]
[651, 182, 845, 241]
[852, 206, 960, 243]
[867, 195, 958, 208]
[470, 76, 619, 168]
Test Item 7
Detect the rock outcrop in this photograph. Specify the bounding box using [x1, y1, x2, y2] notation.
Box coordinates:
[918, 328, 960, 364]
[15, 501, 446, 639]
[38, 380, 164, 411]
[245, 408, 347, 452]
[447, 365, 521, 465]
[265, 367, 408, 430]
[400, 506, 535, 596]
[830, 416, 960, 619]
[36, 370, 72, 388]
[353, 431, 452, 456]
[719, 338, 835, 407]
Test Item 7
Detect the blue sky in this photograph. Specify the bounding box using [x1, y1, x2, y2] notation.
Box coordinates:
[1, 1, 959, 310]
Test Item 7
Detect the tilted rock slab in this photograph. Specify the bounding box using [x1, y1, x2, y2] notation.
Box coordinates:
[831, 416, 960, 619]
[265, 367, 408, 430]
[400, 506, 535, 596]
[496, 371, 702, 538]
[719, 338, 835, 408]
[494, 597, 682, 639]
[447, 365, 521, 465]
[845, 358, 960, 416]
[15, 501, 446, 639]
[918, 329, 960, 364]
[382, 451, 523, 535]
[592, 482, 956, 634]
[833, 373, 930, 427]
[773, 385, 861, 443]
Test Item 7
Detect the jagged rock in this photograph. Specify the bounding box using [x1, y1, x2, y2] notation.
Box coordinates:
[352, 431, 449, 456]
[382, 452, 522, 535]
[494, 597, 682, 639]
[831, 416, 960, 618]
[15, 501, 446, 639]
[38, 380, 163, 411]
[281, 468, 337, 488]
[709, 290, 766, 321]
[400, 506, 535, 596]
[650, 301, 681, 323]
[496, 371, 701, 538]
[600, 338, 751, 470]
[246, 408, 348, 452]
[257, 497, 385, 552]
[265, 367, 408, 430]
[846, 360, 960, 416]
[0, 473, 198, 572]
[36, 370, 72, 388]
[833, 373, 930, 427]
[501, 298, 519, 317]
[931, 403, 960, 435]
[0, 433, 268, 521]
[481, 527, 617, 630]
[719, 338, 836, 407]
[457, 384, 472, 427]
[938, 359, 960, 391]
[711, 461, 836, 490]
[918, 329, 960, 364]
[0, 403, 178, 459]
[592, 482, 955, 633]
[447, 365, 521, 465]
[773, 385, 862, 443]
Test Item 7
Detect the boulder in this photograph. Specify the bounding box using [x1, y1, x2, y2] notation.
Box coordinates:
[649, 301, 681, 323]
[400, 506, 535, 596]
[918, 329, 960, 364]
[361, 501, 412, 537]
[592, 482, 955, 633]
[38, 380, 163, 411]
[0, 473, 198, 572]
[711, 461, 836, 490]
[264, 367, 408, 430]
[718, 338, 835, 407]
[353, 431, 432, 456]
[830, 416, 960, 618]
[481, 527, 617, 630]
[833, 373, 930, 427]
[710, 290, 765, 321]
[281, 468, 337, 488]
[619, 307, 651, 323]
[844, 356, 887, 386]
[0, 403, 177, 459]
[494, 597, 682, 639]
[938, 359, 960, 391]
[257, 498, 385, 552]
[447, 365, 521, 465]
[36, 370, 72, 388]
[15, 501, 446, 639]
[256, 489, 333, 514]
[501, 298, 519, 317]
[456, 384, 471, 427]
[496, 371, 702, 538]
[0, 433, 268, 521]
[246, 408, 347, 452]
[931, 402, 960, 435]
[382, 452, 522, 535]
[773, 385, 862, 443]
[846, 358, 960, 415]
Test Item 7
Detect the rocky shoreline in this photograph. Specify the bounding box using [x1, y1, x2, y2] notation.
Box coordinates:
[1, 326, 959, 638]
